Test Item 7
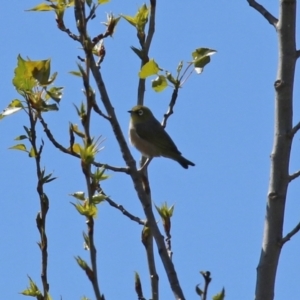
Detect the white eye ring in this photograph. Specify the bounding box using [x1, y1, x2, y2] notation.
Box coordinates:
[138, 109, 143, 116]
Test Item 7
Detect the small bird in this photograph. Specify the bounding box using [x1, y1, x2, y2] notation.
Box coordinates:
[128, 105, 195, 169]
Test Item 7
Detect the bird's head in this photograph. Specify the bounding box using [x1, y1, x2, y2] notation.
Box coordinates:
[128, 105, 154, 124]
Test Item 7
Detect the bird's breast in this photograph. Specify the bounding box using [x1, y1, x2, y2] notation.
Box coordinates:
[129, 123, 161, 157]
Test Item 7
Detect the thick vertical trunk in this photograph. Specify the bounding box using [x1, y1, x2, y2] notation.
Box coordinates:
[255, 1, 297, 299]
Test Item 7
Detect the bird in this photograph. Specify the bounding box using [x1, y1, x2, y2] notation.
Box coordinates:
[128, 105, 195, 169]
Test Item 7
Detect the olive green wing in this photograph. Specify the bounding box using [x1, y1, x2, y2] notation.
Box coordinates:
[135, 119, 181, 155]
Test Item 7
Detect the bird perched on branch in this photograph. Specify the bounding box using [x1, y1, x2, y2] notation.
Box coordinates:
[128, 105, 195, 169]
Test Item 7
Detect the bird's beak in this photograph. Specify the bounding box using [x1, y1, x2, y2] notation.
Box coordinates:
[128, 110, 132, 113]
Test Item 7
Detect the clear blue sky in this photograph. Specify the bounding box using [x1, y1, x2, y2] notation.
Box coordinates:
[1, 1, 300, 299]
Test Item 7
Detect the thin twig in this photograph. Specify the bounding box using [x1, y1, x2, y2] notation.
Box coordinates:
[289, 170, 300, 182]
[161, 87, 179, 128]
[137, 0, 156, 105]
[93, 102, 111, 120]
[105, 197, 146, 225]
[247, 0, 278, 28]
[26, 100, 50, 299]
[74, 1, 102, 299]
[143, 231, 159, 300]
[38, 115, 129, 173]
[86, 3, 98, 23]
[291, 121, 300, 137]
[281, 221, 300, 245]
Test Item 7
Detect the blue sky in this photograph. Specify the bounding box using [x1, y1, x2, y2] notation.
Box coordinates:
[1, 1, 300, 299]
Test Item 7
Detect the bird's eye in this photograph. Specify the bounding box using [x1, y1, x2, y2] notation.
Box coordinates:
[138, 109, 143, 116]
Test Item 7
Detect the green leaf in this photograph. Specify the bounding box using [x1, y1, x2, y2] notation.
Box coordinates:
[70, 192, 86, 201]
[121, 4, 149, 31]
[12, 55, 54, 91]
[13, 55, 35, 91]
[152, 75, 168, 92]
[70, 123, 85, 138]
[177, 61, 183, 73]
[192, 48, 216, 74]
[20, 276, 42, 297]
[92, 193, 107, 204]
[0, 99, 23, 120]
[135, 4, 149, 32]
[15, 135, 28, 141]
[29, 147, 37, 158]
[98, 0, 110, 4]
[26, 3, 56, 12]
[195, 284, 203, 296]
[75, 256, 89, 270]
[69, 143, 81, 154]
[69, 70, 82, 77]
[139, 59, 160, 79]
[122, 14, 136, 27]
[166, 72, 178, 86]
[86, 0, 93, 7]
[130, 46, 145, 60]
[45, 86, 63, 103]
[213, 288, 225, 300]
[42, 103, 59, 112]
[9, 144, 28, 152]
[71, 201, 98, 218]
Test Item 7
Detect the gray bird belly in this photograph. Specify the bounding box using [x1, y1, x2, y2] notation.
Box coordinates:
[129, 128, 161, 157]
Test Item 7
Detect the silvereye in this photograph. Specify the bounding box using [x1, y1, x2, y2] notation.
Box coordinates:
[128, 105, 195, 169]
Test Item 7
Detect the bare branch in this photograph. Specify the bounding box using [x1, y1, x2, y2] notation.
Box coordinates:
[291, 121, 300, 137]
[296, 50, 300, 59]
[39, 115, 129, 173]
[137, 0, 156, 105]
[247, 0, 278, 28]
[105, 197, 146, 225]
[289, 170, 300, 182]
[143, 233, 159, 300]
[93, 102, 111, 120]
[281, 221, 300, 245]
[144, 0, 156, 52]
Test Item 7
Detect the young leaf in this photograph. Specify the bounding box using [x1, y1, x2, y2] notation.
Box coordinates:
[212, 288, 225, 300]
[69, 71, 82, 77]
[29, 147, 37, 158]
[14, 135, 28, 141]
[192, 48, 217, 74]
[20, 276, 42, 297]
[45, 86, 63, 103]
[0, 99, 23, 120]
[98, 0, 110, 4]
[139, 59, 160, 79]
[70, 192, 86, 201]
[9, 144, 28, 152]
[152, 75, 168, 92]
[26, 3, 56, 12]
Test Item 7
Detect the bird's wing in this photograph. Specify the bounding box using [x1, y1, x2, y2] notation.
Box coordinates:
[135, 119, 181, 154]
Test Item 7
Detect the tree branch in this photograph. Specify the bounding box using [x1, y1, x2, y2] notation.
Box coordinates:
[38, 115, 129, 173]
[137, 0, 156, 105]
[161, 87, 179, 128]
[296, 49, 300, 59]
[289, 170, 300, 182]
[105, 197, 146, 225]
[247, 0, 278, 28]
[291, 120, 300, 137]
[89, 43, 186, 300]
[281, 221, 300, 245]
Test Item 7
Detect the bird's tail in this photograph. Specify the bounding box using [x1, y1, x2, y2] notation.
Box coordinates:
[176, 155, 195, 169]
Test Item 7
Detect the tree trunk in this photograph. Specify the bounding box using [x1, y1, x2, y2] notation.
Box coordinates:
[255, 1, 297, 299]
